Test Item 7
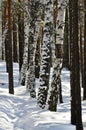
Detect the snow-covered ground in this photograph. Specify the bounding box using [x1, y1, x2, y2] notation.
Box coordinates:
[0, 61, 86, 130]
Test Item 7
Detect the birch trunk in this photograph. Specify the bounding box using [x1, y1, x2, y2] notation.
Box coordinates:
[26, 0, 41, 98]
[37, 0, 53, 108]
[47, 0, 68, 111]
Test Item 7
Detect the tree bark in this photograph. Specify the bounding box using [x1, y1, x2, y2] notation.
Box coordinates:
[20, 0, 29, 85]
[18, 0, 24, 71]
[83, 0, 86, 100]
[26, 0, 42, 98]
[70, 0, 83, 129]
[13, 17, 18, 62]
[37, 0, 53, 108]
[7, 0, 14, 94]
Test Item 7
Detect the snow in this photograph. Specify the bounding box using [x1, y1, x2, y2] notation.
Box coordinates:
[0, 61, 86, 130]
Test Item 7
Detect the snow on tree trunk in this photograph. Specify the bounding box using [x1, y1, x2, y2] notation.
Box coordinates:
[37, 0, 53, 109]
[47, 0, 68, 111]
[20, 0, 29, 85]
[26, 0, 41, 98]
[47, 59, 61, 111]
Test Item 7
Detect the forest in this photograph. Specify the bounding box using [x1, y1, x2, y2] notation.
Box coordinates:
[0, 0, 86, 130]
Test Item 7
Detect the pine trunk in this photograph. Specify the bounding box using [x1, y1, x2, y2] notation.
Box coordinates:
[83, 0, 86, 100]
[20, 0, 29, 85]
[13, 18, 18, 62]
[3, 3, 9, 72]
[63, 8, 70, 69]
[7, 0, 14, 94]
[18, 0, 24, 71]
[69, 0, 76, 125]
[70, 0, 83, 129]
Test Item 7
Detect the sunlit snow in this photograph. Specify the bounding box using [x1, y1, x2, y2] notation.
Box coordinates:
[0, 61, 86, 130]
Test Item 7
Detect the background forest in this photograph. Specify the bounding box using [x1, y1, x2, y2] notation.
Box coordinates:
[0, 0, 86, 130]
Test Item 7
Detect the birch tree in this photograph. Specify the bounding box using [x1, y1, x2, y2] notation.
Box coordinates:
[37, 0, 53, 108]
[47, 0, 68, 111]
[26, 0, 42, 98]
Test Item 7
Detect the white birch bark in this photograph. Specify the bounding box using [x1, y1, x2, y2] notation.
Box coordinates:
[37, 0, 53, 108]
[56, 0, 68, 45]
[26, 0, 42, 98]
[47, 0, 68, 111]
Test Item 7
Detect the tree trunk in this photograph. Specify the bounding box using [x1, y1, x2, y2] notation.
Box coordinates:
[83, 0, 86, 100]
[7, 0, 14, 94]
[1, 2, 5, 61]
[69, 0, 76, 124]
[20, 0, 29, 85]
[2, 3, 9, 72]
[35, 6, 45, 78]
[79, 26, 84, 89]
[63, 8, 70, 69]
[26, 0, 41, 98]
[70, 0, 83, 129]
[13, 17, 18, 62]
[73, 0, 83, 128]
[37, 0, 53, 108]
[18, 0, 24, 71]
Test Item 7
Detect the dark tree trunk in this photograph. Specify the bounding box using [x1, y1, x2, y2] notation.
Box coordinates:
[79, 26, 84, 89]
[63, 8, 70, 69]
[4, 5, 9, 72]
[18, 0, 24, 71]
[35, 37, 41, 78]
[7, 0, 14, 94]
[73, 0, 83, 128]
[83, 0, 86, 100]
[5, 32, 9, 72]
[70, 0, 83, 129]
[13, 18, 18, 62]
[69, 0, 76, 125]
[59, 75, 63, 103]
